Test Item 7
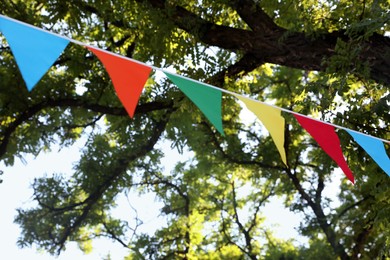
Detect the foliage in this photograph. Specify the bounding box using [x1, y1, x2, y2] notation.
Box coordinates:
[0, 0, 389, 259]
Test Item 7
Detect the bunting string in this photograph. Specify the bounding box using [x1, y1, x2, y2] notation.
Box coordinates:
[0, 14, 389, 183]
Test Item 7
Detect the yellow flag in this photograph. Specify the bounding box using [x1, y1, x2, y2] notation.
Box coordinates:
[235, 95, 287, 165]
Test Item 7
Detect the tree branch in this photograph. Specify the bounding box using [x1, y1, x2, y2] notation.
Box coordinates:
[247, 185, 275, 234]
[140, 0, 390, 86]
[229, 0, 282, 34]
[52, 116, 170, 254]
[0, 98, 174, 160]
[284, 167, 350, 260]
[332, 196, 372, 224]
[231, 181, 257, 260]
[203, 122, 285, 171]
[102, 222, 131, 249]
[219, 195, 248, 255]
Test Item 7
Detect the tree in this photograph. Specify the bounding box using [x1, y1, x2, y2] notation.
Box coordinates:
[0, 0, 389, 259]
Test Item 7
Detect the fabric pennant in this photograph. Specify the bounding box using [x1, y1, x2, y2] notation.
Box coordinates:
[294, 114, 355, 183]
[165, 72, 224, 135]
[347, 130, 390, 176]
[87, 47, 152, 117]
[0, 16, 69, 91]
[235, 95, 287, 165]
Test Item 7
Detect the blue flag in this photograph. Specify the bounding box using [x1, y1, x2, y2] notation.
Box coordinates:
[347, 130, 390, 176]
[0, 16, 69, 90]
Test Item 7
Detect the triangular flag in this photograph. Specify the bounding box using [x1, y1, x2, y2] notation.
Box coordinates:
[164, 72, 224, 135]
[294, 114, 354, 183]
[347, 130, 390, 176]
[0, 16, 69, 90]
[87, 47, 152, 117]
[235, 95, 287, 165]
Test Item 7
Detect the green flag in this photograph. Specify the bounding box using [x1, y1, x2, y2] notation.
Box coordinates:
[165, 72, 224, 135]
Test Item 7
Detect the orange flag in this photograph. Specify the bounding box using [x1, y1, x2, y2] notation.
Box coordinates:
[294, 114, 354, 184]
[87, 47, 152, 117]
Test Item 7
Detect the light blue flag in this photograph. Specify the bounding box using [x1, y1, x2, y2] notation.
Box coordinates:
[0, 16, 69, 90]
[347, 130, 390, 176]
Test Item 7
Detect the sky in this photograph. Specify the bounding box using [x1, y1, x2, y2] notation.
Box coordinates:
[0, 139, 128, 259]
[0, 139, 311, 259]
[0, 107, 342, 259]
[0, 109, 347, 259]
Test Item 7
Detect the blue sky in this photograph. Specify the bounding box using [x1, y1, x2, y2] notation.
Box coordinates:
[0, 140, 308, 259]
[0, 108, 324, 259]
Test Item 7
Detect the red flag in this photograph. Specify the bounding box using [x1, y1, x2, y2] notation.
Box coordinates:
[294, 114, 354, 184]
[87, 47, 152, 117]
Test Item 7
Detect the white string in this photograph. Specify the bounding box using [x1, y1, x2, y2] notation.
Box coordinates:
[0, 14, 388, 143]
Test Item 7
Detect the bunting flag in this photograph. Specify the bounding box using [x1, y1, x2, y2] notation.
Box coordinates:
[235, 95, 287, 165]
[346, 130, 390, 176]
[0, 16, 69, 91]
[1, 14, 389, 182]
[294, 114, 355, 183]
[164, 72, 224, 135]
[87, 47, 152, 117]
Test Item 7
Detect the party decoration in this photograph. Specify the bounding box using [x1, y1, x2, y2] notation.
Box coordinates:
[235, 95, 287, 165]
[165, 72, 224, 135]
[347, 130, 390, 176]
[294, 114, 354, 183]
[0, 16, 69, 90]
[1, 14, 389, 182]
[87, 47, 152, 117]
